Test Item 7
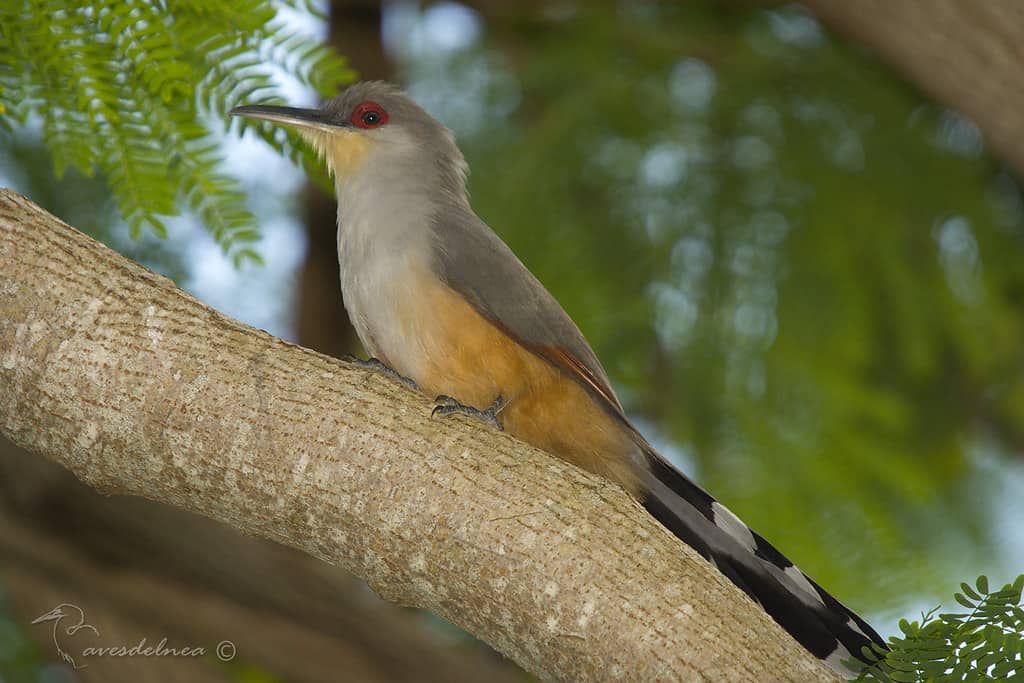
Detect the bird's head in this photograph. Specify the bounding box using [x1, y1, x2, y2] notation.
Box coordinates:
[230, 81, 468, 198]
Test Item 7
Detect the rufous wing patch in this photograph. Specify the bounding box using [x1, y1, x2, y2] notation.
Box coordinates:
[541, 344, 625, 416]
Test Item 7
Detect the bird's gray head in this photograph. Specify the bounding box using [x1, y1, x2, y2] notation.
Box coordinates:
[230, 81, 468, 199]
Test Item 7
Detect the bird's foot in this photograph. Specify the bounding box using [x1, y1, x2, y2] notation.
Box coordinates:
[343, 355, 419, 390]
[432, 394, 507, 431]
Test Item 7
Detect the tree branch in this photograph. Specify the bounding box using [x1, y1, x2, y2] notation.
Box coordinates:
[796, 0, 1024, 179]
[0, 188, 836, 681]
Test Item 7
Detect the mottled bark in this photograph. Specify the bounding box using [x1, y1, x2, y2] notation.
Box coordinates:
[0, 189, 836, 682]
[0, 441, 525, 682]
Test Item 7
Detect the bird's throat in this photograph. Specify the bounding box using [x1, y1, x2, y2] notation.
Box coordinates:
[304, 129, 373, 181]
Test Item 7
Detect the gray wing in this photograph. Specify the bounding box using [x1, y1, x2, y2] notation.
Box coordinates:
[429, 205, 625, 415]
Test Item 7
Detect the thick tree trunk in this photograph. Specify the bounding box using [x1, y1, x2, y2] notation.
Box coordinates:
[0, 188, 836, 681]
[295, 0, 392, 360]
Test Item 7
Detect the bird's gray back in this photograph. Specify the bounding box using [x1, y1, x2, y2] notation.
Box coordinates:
[428, 205, 624, 414]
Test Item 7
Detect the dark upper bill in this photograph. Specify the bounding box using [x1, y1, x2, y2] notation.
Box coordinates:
[229, 105, 343, 130]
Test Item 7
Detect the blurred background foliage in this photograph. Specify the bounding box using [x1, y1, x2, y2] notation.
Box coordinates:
[389, 1, 1024, 615]
[1, 0, 1022, 680]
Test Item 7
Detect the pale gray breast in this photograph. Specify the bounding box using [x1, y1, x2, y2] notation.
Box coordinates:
[335, 180, 436, 372]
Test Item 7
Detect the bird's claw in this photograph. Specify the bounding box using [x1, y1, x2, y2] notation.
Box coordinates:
[343, 355, 418, 390]
[432, 394, 507, 431]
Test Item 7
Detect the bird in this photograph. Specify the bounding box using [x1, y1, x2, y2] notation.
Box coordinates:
[231, 81, 887, 676]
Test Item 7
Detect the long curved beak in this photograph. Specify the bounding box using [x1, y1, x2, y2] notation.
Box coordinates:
[229, 105, 345, 131]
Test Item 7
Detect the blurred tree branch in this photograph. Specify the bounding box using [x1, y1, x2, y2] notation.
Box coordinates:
[0, 189, 836, 681]
[792, 0, 1024, 179]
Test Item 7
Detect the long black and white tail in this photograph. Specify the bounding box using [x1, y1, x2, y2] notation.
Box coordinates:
[637, 445, 887, 676]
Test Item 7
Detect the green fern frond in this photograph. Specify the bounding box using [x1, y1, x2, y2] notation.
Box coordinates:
[857, 575, 1024, 682]
[0, 0, 354, 262]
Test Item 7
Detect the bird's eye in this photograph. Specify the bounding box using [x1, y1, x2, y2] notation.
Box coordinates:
[351, 101, 388, 129]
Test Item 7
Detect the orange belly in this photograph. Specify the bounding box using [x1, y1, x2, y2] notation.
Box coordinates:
[389, 275, 641, 496]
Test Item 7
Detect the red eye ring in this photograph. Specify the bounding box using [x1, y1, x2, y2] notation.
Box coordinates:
[351, 101, 388, 129]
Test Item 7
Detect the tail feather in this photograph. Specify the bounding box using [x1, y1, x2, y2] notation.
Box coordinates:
[638, 446, 887, 676]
